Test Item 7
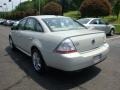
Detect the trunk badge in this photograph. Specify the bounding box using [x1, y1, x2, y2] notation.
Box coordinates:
[92, 39, 95, 45]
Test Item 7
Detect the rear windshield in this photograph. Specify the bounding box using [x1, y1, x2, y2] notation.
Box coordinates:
[78, 19, 90, 24]
[42, 17, 85, 32]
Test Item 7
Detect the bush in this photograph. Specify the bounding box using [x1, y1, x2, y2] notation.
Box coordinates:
[115, 25, 120, 33]
[4, 9, 37, 20]
[64, 11, 80, 19]
[80, 0, 112, 17]
[42, 1, 62, 15]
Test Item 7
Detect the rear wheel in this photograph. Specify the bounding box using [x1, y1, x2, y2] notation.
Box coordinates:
[109, 29, 115, 36]
[32, 48, 46, 73]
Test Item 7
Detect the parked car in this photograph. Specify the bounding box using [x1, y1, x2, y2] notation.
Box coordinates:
[9, 15, 109, 73]
[77, 18, 115, 36]
[0, 19, 6, 24]
[3, 20, 15, 26]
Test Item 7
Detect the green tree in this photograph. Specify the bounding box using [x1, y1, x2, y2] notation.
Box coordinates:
[113, 0, 120, 19]
[108, 0, 117, 6]
[71, 0, 84, 10]
[42, 1, 62, 15]
[80, 0, 112, 17]
[15, 1, 34, 12]
[33, 0, 48, 14]
[9, 1, 37, 19]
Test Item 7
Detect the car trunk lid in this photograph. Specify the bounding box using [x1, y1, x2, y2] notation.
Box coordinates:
[70, 32, 105, 53]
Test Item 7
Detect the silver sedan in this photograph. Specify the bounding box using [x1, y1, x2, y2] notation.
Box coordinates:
[77, 18, 115, 36]
[9, 15, 109, 73]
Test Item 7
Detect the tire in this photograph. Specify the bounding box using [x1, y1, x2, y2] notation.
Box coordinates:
[32, 48, 46, 73]
[109, 29, 115, 36]
[9, 37, 16, 50]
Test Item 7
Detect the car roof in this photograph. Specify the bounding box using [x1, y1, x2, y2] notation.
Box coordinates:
[79, 18, 101, 20]
[78, 18, 102, 24]
[28, 15, 69, 20]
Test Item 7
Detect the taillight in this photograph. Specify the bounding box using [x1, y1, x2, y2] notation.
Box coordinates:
[55, 39, 77, 54]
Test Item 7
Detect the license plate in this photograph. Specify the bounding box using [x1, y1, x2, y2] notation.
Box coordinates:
[93, 54, 102, 63]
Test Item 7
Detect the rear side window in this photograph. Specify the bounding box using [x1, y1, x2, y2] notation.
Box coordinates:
[25, 18, 36, 31]
[35, 21, 43, 32]
[99, 19, 105, 24]
[90, 19, 99, 24]
[78, 19, 90, 24]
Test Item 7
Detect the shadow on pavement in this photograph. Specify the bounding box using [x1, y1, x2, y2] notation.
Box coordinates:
[5, 46, 101, 90]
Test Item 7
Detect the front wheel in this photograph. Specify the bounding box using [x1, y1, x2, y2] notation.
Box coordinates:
[9, 37, 16, 50]
[32, 49, 46, 73]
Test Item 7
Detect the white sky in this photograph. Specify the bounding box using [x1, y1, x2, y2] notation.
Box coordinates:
[0, 0, 27, 12]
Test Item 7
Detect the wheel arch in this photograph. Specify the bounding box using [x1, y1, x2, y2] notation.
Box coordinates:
[110, 28, 115, 33]
[111, 27, 115, 30]
[31, 46, 46, 64]
[9, 35, 12, 39]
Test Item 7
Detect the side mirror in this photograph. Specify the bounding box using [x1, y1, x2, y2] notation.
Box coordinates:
[11, 21, 19, 30]
[11, 25, 18, 30]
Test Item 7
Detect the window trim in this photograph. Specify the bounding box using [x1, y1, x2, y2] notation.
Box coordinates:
[17, 17, 44, 32]
[25, 17, 44, 32]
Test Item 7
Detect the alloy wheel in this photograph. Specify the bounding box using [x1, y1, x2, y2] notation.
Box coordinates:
[32, 51, 42, 71]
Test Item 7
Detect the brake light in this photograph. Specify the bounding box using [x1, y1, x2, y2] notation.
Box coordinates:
[55, 39, 77, 54]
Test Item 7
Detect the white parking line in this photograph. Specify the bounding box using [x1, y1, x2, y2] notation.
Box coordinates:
[107, 35, 120, 41]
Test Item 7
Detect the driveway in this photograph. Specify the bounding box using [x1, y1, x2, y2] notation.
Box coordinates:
[0, 25, 120, 90]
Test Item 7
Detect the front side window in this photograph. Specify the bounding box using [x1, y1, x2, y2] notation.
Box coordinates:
[43, 17, 85, 32]
[18, 19, 27, 30]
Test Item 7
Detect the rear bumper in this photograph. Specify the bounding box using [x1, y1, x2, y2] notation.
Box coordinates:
[49, 43, 109, 71]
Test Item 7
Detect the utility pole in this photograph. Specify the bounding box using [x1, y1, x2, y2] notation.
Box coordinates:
[3, 3, 7, 12]
[0, 6, 2, 18]
[20, 0, 21, 7]
[9, 0, 13, 11]
[39, 0, 40, 15]
[3, 3, 7, 18]
[0, 6, 3, 12]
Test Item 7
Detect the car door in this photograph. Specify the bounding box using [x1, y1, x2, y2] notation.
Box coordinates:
[12, 18, 27, 48]
[98, 19, 108, 33]
[90, 19, 107, 33]
[18, 18, 44, 54]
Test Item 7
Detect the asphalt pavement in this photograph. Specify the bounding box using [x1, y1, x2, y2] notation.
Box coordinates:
[0, 25, 120, 90]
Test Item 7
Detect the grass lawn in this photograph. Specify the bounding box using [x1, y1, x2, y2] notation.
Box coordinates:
[115, 25, 120, 34]
[103, 15, 120, 24]
[64, 11, 80, 19]
[103, 16, 120, 33]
